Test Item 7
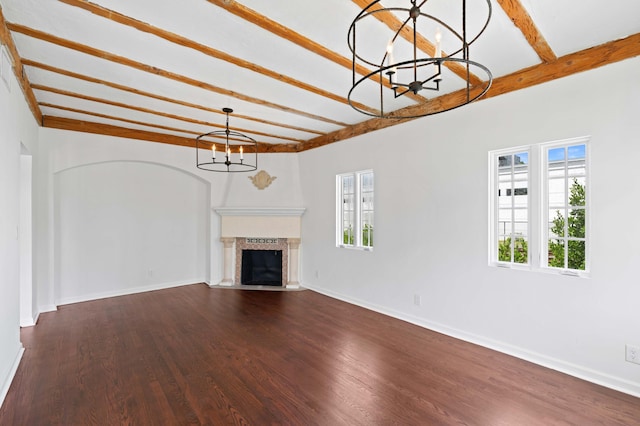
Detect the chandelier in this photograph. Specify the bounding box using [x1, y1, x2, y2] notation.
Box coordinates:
[196, 108, 258, 172]
[348, 0, 493, 119]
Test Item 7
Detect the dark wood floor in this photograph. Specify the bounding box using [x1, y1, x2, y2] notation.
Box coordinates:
[1, 284, 638, 425]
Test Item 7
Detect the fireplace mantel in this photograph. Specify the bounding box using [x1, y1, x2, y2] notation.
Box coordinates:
[214, 207, 305, 217]
[212, 207, 305, 288]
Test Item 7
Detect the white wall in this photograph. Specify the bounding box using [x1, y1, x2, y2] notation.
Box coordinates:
[0, 60, 39, 404]
[38, 129, 304, 303]
[54, 161, 210, 304]
[299, 57, 640, 396]
[19, 149, 34, 326]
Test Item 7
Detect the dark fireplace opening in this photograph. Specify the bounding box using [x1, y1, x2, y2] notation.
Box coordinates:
[241, 250, 283, 286]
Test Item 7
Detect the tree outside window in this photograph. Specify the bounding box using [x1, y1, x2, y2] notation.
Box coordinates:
[548, 179, 586, 270]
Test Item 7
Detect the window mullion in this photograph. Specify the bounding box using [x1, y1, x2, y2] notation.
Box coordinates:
[510, 158, 515, 262]
[355, 173, 362, 247]
[563, 149, 569, 269]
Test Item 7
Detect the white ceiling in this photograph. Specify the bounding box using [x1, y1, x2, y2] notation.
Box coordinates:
[0, 0, 639, 151]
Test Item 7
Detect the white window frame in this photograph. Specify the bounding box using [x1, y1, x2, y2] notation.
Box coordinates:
[489, 136, 589, 277]
[489, 147, 532, 268]
[541, 138, 590, 274]
[337, 170, 374, 251]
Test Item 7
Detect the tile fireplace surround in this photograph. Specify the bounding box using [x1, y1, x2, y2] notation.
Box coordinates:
[212, 207, 305, 289]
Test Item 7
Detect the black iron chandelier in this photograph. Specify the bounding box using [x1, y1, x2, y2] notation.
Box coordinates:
[196, 108, 258, 172]
[348, 0, 493, 119]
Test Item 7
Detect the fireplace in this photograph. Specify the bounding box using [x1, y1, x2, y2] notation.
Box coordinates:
[235, 237, 289, 286]
[213, 207, 305, 288]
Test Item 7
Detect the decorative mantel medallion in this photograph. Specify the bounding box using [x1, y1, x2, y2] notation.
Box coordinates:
[249, 170, 277, 190]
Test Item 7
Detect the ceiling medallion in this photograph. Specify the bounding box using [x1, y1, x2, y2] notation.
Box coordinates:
[348, 0, 493, 119]
[196, 108, 258, 172]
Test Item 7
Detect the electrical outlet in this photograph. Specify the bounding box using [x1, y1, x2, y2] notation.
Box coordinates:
[626, 344, 640, 365]
[413, 294, 421, 306]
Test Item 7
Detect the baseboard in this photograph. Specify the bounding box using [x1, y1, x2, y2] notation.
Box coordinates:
[19, 308, 42, 328]
[56, 279, 204, 306]
[19, 317, 35, 327]
[39, 305, 57, 314]
[304, 284, 640, 398]
[0, 344, 24, 409]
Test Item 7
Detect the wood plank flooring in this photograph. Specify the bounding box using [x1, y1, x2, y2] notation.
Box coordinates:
[1, 284, 638, 425]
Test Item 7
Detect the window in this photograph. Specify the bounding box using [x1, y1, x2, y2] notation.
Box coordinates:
[543, 143, 588, 271]
[337, 170, 374, 249]
[489, 137, 589, 275]
[496, 151, 530, 264]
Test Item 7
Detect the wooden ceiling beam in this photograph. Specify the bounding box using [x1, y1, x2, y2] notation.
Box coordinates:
[205, 0, 426, 104]
[40, 102, 202, 136]
[22, 59, 325, 136]
[297, 32, 640, 152]
[350, 0, 484, 86]
[6, 22, 350, 127]
[0, 7, 42, 123]
[496, 0, 557, 63]
[40, 102, 283, 147]
[43, 116, 197, 147]
[32, 84, 304, 144]
[42, 116, 299, 153]
[58, 0, 378, 116]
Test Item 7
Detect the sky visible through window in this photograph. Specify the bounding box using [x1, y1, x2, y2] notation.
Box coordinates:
[549, 144, 586, 161]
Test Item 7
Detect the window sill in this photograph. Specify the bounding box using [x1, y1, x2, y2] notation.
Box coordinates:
[490, 262, 590, 278]
[338, 245, 374, 252]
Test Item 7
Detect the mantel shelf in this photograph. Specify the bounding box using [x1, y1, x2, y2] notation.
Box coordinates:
[214, 207, 305, 217]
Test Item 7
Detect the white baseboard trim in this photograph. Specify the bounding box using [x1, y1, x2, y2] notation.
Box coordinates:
[0, 344, 24, 409]
[19, 317, 35, 327]
[19, 309, 41, 328]
[56, 279, 205, 306]
[39, 305, 57, 314]
[304, 284, 640, 398]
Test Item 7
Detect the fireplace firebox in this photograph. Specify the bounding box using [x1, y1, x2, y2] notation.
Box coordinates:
[241, 250, 283, 286]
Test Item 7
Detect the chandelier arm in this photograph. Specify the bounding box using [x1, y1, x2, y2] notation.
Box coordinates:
[349, 58, 492, 118]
